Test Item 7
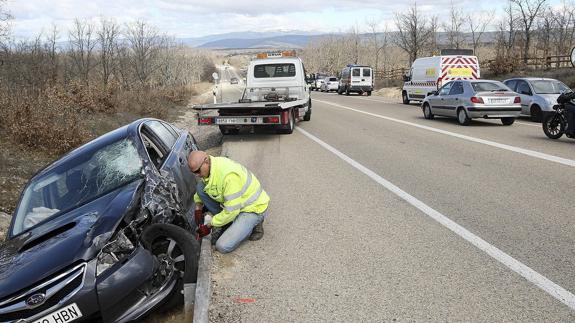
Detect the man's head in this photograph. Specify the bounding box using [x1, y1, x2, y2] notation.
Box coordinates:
[188, 150, 211, 178]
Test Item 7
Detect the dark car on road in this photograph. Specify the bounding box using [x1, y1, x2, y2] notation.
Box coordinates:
[230, 77, 239, 84]
[0, 118, 201, 322]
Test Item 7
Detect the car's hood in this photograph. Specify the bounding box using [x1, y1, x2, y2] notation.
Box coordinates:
[0, 179, 144, 300]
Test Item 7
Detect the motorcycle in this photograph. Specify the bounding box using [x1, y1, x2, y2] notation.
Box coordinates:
[542, 91, 575, 139]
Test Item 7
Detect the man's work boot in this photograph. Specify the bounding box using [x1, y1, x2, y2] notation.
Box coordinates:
[249, 220, 264, 241]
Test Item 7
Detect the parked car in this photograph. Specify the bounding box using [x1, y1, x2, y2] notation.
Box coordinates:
[0, 118, 201, 322]
[314, 74, 328, 91]
[230, 77, 239, 84]
[320, 77, 339, 92]
[503, 77, 571, 122]
[422, 80, 521, 126]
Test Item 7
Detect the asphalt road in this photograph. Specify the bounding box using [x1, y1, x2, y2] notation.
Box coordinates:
[208, 86, 575, 321]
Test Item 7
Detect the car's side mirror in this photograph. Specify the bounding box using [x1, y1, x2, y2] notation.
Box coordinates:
[520, 90, 531, 96]
[433, 91, 439, 96]
[403, 75, 411, 82]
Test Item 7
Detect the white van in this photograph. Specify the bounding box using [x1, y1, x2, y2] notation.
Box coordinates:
[402, 55, 480, 104]
[338, 64, 373, 96]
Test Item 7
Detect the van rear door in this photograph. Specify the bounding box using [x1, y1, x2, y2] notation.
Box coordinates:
[351, 67, 372, 87]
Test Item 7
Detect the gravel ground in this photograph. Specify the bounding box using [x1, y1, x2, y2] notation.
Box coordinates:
[0, 212, 9, 241]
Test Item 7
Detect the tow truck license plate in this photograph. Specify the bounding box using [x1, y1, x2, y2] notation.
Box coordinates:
[216, 117, 263, 125]
[34, 303, 83, 323]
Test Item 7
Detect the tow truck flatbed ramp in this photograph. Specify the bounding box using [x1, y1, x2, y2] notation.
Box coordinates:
[193, 99, 307, 111]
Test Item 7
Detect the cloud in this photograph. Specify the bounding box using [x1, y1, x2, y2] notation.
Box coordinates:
[5, 0, 507, 39]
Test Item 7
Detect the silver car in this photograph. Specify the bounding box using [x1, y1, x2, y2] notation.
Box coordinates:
[422, 80, 521, 126]
[503, 77, 571, 122]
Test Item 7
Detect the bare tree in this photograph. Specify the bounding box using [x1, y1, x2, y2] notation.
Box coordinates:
[125, 21, 165, 87]
[510, 0, 547, 63]
[97, 17, 120, 86]
[394, 3, 437, 64]
[550, 0, 575, 55]
[467, 11, 492, 55]
[366, 19, 389, 74]
[443, 2, 466, 49]
[45, 24, 59, 83]
[68, 19, 96, 85]
[0, 0, 11, 43]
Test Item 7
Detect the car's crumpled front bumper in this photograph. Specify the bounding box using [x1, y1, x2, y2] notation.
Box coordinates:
[0, 245, 162, 323]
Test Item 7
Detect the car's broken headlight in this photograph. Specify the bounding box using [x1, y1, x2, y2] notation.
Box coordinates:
[96, 230, 135, 277]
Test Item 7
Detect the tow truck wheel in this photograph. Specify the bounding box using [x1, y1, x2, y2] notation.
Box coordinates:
[303, 101, 312, 121]
[277, 109, 295, 134]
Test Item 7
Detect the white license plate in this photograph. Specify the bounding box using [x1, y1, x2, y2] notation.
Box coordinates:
[489, 98, 509, 104]
[34, 303, 83, 323]
[215, 117, 263, 125]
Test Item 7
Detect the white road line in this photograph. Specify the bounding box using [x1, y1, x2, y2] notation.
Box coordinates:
[313, 99, 575, 168]
[347, 97, 546, 129]
[296, 126, 575, 311]
[516, 121, 541, 127]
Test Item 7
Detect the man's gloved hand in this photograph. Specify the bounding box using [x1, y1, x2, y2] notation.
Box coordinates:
[197, 224, 211, 238]
[194, 209, 203, 226]
[204, 212, 213, 226]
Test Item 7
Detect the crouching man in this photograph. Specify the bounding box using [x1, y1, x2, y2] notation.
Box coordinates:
[188, 150, 269, 253]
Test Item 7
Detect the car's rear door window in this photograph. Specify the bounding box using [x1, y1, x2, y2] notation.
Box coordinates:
[352, 68, 361, 77]
[145, 120, 177, 150]
[363, 69, 371, 77]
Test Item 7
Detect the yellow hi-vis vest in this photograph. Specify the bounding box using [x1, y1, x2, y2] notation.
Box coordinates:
[193, 156, 270, 227]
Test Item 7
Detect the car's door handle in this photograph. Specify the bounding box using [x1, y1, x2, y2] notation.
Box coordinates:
[455, 98, 459, 100]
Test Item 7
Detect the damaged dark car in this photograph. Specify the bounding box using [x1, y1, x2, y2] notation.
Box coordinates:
[0, 119, 202, 322]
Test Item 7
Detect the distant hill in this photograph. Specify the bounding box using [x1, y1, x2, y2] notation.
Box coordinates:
[197, 34, 327, 49]
[178, 31, 499, 50]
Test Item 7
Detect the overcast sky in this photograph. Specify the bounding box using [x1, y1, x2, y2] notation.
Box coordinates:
[4, 0, 568, 40]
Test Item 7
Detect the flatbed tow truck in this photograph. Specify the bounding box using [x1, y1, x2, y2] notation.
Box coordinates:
[194, 51, 312, 134]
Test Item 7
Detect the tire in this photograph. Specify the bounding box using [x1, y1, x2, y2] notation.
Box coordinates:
[337, 87, 342, 95]
[402, 91, 410, 104]
[345, 87, 350, 96]
[542, 112, 566, 139]
[277, 108, 295, 134]
[303, 100, 312, 121]
[141, 224, 200, 311]
[367, 91, 372, 96]
[501, 117, 515, 125]
[457, 108, 471, 126]
[423, 103, 434, 119]
[530, 105, 542, 122]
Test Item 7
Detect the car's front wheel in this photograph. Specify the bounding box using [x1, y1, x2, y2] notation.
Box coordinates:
[142, 224, 200, 311]
[423, 103, 434, 119]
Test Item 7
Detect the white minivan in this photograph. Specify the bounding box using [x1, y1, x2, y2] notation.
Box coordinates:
[338, 64, 373, 96]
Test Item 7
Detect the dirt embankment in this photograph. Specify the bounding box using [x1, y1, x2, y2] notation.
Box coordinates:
[374, 87, 402, 101]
